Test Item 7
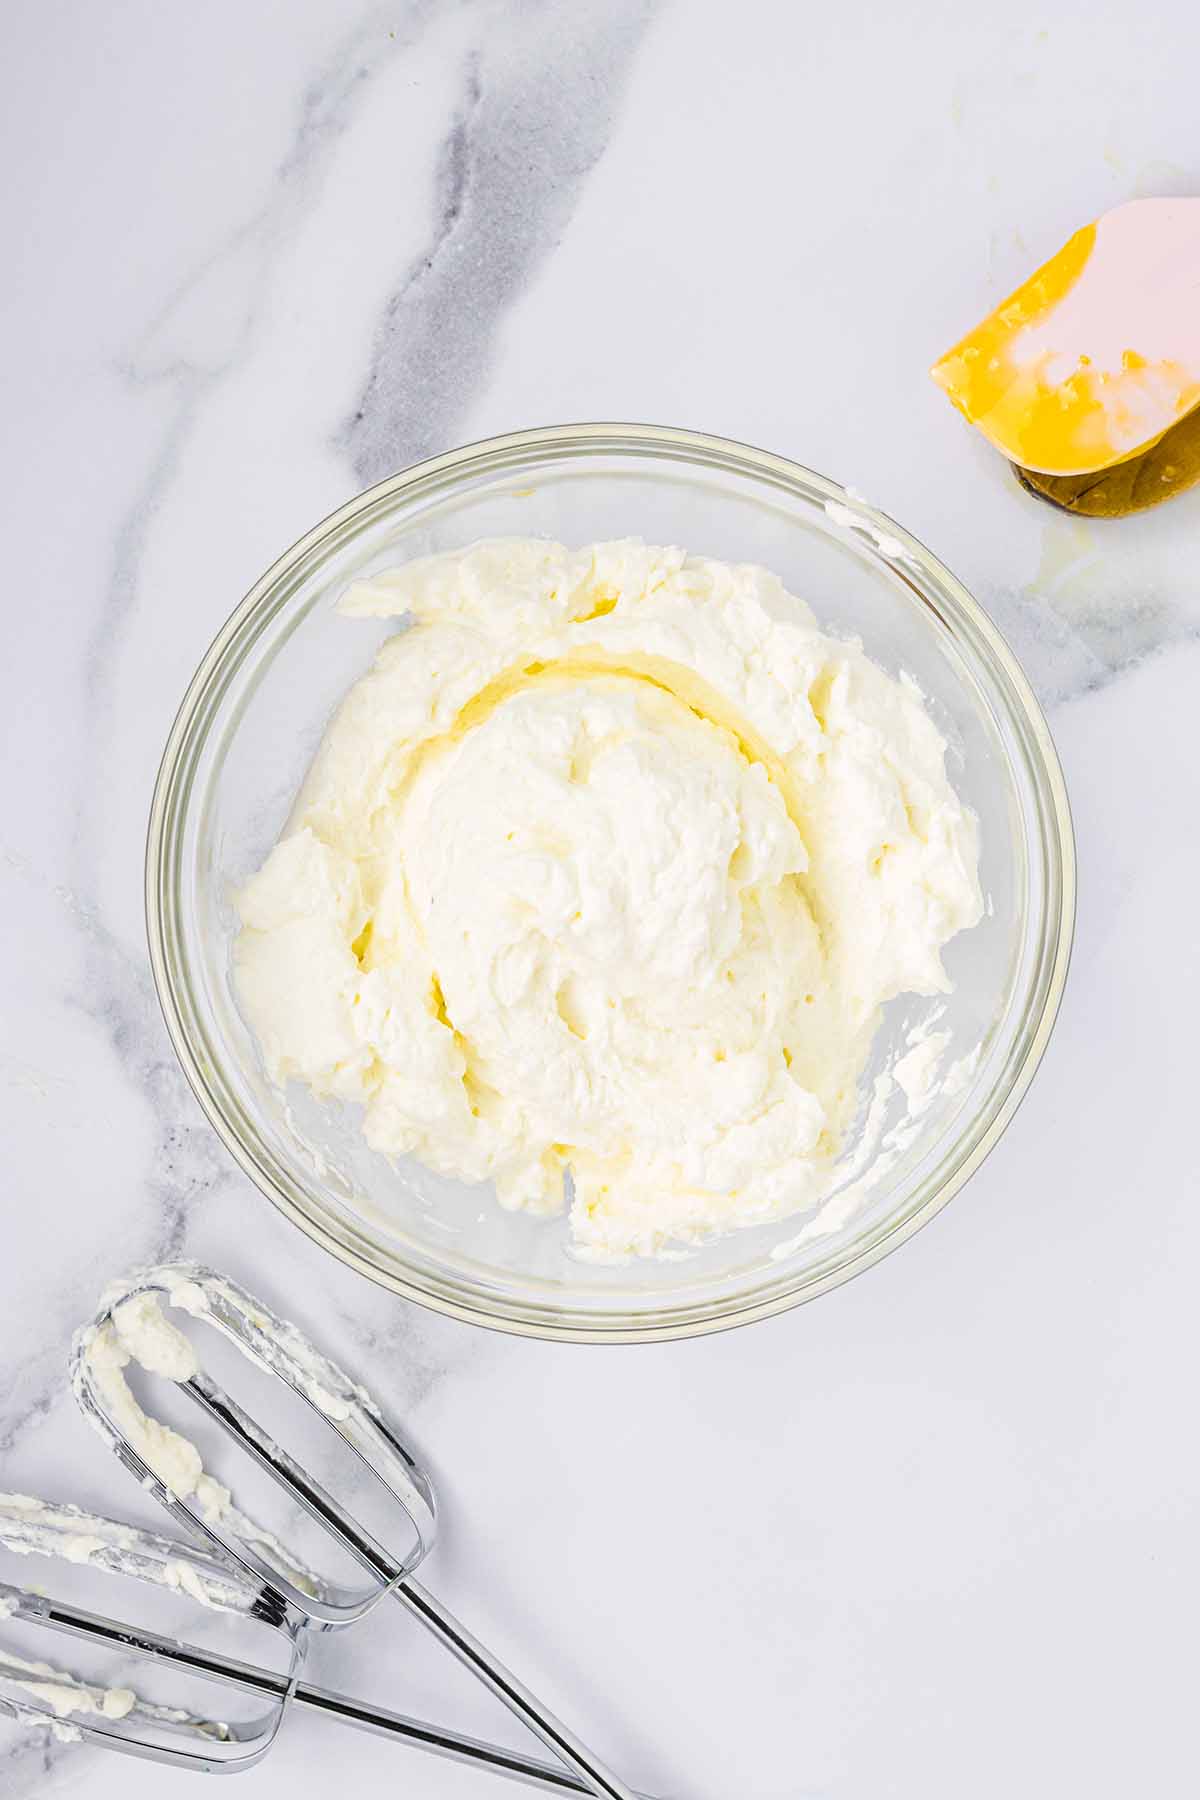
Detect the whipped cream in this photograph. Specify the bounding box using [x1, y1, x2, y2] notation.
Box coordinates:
[234, 539, 983, 1258]
[78, 1285, 327, 1600]
[83, 1304, 228, 1523]
[0, 1490, 272, 1618]
[0, 1646, 135, 1729]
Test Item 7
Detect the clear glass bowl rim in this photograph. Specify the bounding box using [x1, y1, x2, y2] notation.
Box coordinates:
[146, 422, 1076, 1344]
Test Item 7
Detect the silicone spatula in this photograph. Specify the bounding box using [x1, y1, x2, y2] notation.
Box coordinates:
[931, 196, 1200, 477]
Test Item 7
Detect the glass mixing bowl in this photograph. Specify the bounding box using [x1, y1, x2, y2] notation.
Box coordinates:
[147, 424, 1074, 1342]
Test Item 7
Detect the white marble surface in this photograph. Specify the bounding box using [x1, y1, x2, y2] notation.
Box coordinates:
[3, 2, 1199, 1794]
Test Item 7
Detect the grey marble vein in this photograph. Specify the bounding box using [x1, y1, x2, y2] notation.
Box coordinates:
[981, 578, 1200, 711]
[57, 10, 443, 1379]
[0, 0, 454, 1540]
[341, 0, 658, 481]
[0, 1734, 54, 1797]
[0, 870, 235, 1466]
[68, 900, 238, 1252]
[86, 1, 439, 714]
